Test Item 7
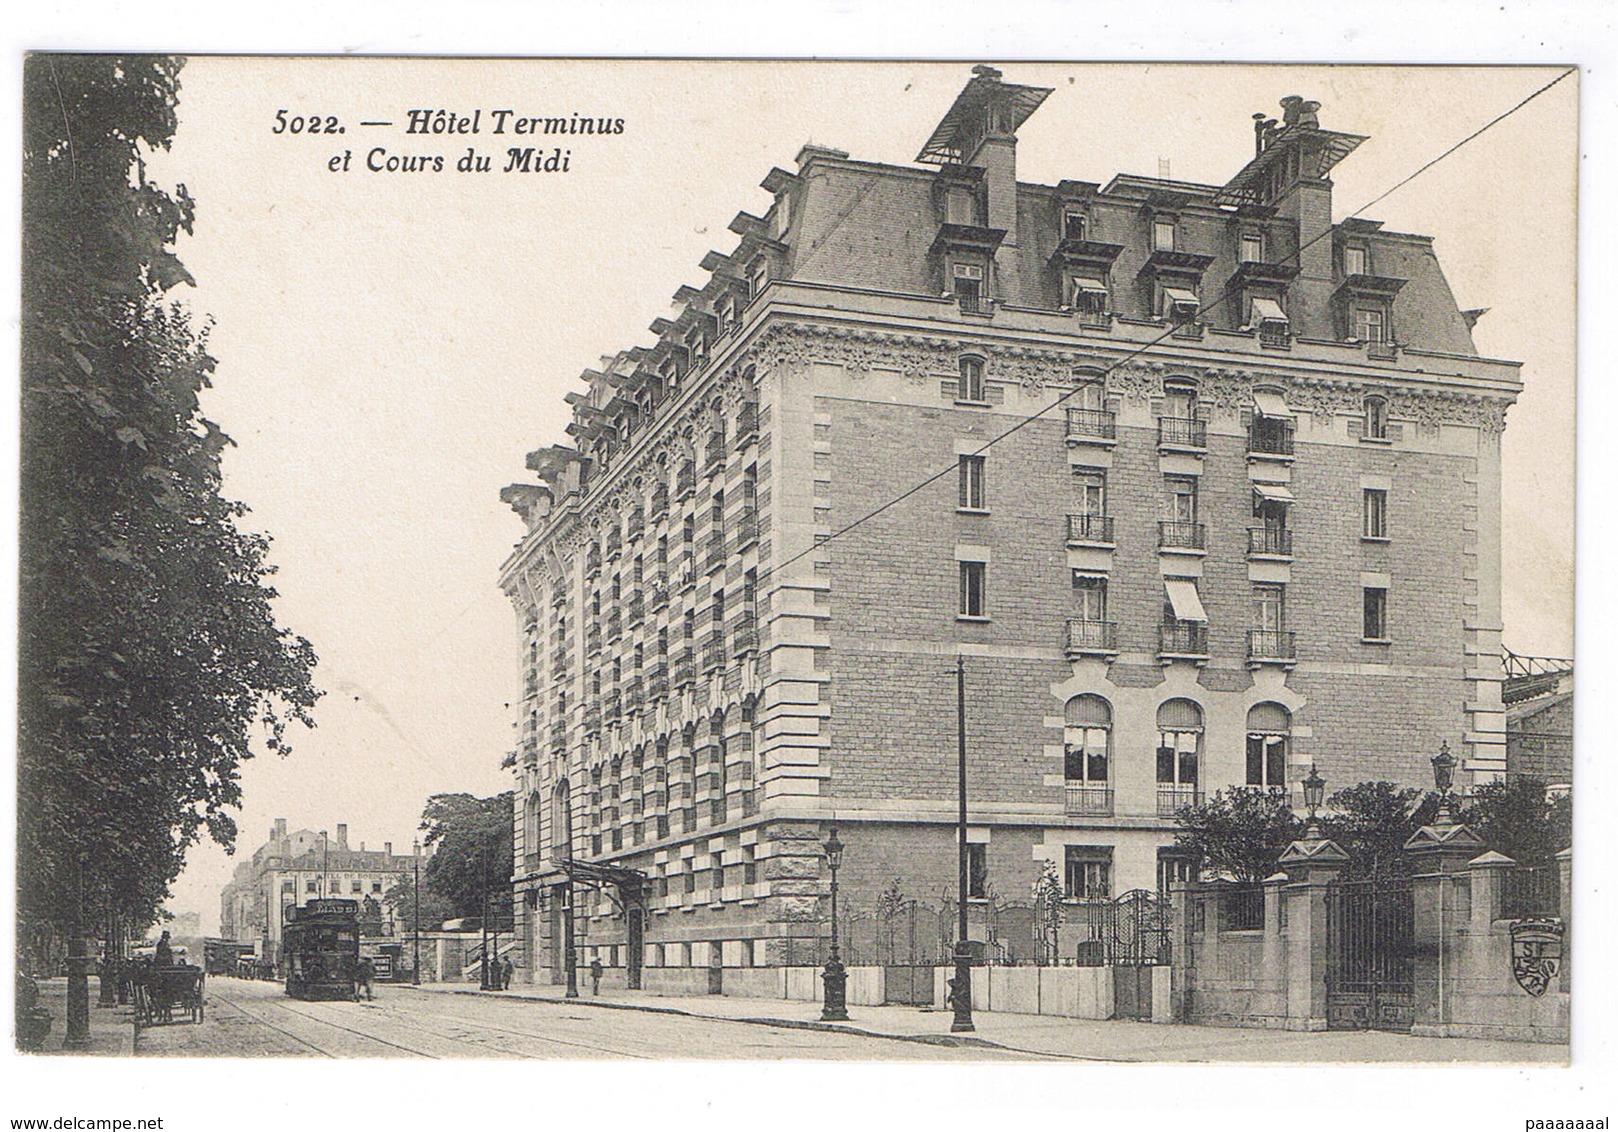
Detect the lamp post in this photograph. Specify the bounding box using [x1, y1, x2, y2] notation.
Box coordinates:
[1301, 764, 1326, 838]
[950, 655, 975, 1033]
[819, 826, 849, 1022]
[411, 838, 422, 985]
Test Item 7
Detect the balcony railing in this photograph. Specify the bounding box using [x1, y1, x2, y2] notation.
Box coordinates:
[1065, 618, 1119, 657]
[623, 675, 644, 709]
[700, 633, 725, 672]
[1158, 520, 1207, 551]
[625, 509, 645, 540]
[650, 488, 669, 520]
[1157, 786, 1203, 817]
[735, 515, 760, 549]
[1158, 622, 1209, 657]
[1067, 513, 1114, 545]
[1259, 322, 1292, 349]
[627, 593, 645, 625]
[1367, 340, 1399, 361]
[733, 620, 759, 655]
[1157, 416, 1206, 449]
[736, 404, 759, 446]
[1247, 526, 1293, 558]
[1065, 407, 1117, 442]
[703, 530, 725, 574]
[1247, 423, 1295, 457]
[675, 464, 696, 498]
[1247, 629, 1296, 663]
[673, 652, 695, 687]
[1064, 784, 1114, 816]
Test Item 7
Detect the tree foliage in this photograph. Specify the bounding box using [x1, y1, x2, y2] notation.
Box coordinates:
[1172, 789, 1304, 883]
[1460, 777, 1572, 867]
[19, 55, 320, 941]
[1320, 781, 1442, 879]
[419, 793, 515, 919]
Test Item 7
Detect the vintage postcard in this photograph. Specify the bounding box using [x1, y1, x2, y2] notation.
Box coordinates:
[11, 48, 1587, 1127]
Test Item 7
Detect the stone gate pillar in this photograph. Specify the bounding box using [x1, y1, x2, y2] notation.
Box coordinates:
[1277, 835, 1351, 1031]
[1405, 813, 1486, 1038]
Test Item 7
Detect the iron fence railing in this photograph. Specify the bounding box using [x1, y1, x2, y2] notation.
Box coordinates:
[1501, 866, 1561, 919]
[1158, 416, 1207, 448]
[1064, 784, 1114, 816]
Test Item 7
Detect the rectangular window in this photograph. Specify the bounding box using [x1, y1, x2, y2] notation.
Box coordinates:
[306, 879, 318, 893]
[1344, 245, 1368, 276]
[1246, 732, 1288, 788]
[947, 184, 979, 226]
[958, 455, 986, 510]
[351, 879, 362, 894]
[1355, 306, 1386, 343]
[1153, 219, 1177, 252]
[1157, 850, 1198, 895]
[952, 264, 985, 314]
[966, 843, 988, 900]
[1062, 209, 1087, 241]
[958, 560, 987, 619]
[1240, 232, 1265, 263]
[1065, 846, 1113, 901]
[749, 256, 769, 300]
[716, 294, 735, 335]
[1164, 476, 1199, 524]
[1072, 573, 1107, 621]
[1363, 488, 1388, 539]
[958, 355, 986, 402]
[1252, 584, 1286, 633]
[1069, 276, 1108, 319]
[1363, 586, 1389, 640]
[1074, 470, 1106, 516]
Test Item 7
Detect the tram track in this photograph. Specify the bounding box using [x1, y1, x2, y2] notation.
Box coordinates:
[379, 996, 657, 1059]
[211, 986, 445, 1058]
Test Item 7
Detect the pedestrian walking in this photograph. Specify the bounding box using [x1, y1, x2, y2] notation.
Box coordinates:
[501, 957, 514, 990]
[154, 931, 173, 968]
[356, 956, 375, 1001]
[589, 957, 603, 996]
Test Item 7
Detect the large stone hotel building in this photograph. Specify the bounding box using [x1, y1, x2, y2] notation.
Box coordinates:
[498, 68, 1521, 986]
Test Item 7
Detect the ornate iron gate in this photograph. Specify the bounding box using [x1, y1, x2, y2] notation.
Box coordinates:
[1073, 890, 1171, 1020]
[1326, 877, 1415, 1031]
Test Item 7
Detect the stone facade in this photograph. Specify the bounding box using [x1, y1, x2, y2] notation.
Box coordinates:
[498, 70, 1521, 983]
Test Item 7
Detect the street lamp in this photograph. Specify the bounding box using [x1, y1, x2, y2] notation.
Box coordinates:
[950, 655, 975, 1034]
[1301, 764, 1326, 838]
[411, 838, 421, 985]
[820, 826, 849, 1022]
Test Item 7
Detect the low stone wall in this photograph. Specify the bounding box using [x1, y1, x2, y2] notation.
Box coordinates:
[930, 964, 1147, 1020]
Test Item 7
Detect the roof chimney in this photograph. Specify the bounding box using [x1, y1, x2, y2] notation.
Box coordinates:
[384, 842, 393, 858]
[336, 823, 349, 850]
[273, 818, 287, 841]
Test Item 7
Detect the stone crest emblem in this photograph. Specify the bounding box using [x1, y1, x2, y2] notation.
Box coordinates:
[1509, 917, 1565, 997]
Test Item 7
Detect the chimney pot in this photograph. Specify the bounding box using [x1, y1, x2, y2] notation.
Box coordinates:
[384, 842, 393, 857]
[336, 823, 349, 849]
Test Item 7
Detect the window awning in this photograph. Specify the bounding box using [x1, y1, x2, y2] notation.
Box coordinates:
[1251, 297, 1288, 325]
[1163, 287, 1200, 309]
[1252, 481, 1296, 504]
[1252, 389, 1294, 419]
[1164, 578, 1208, 622]
[1071, 276, 1109, 295]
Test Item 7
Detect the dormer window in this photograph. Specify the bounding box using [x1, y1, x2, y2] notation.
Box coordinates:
[952, 262, 985, 314]
[947, 183, 981, 226]
[748, 256, 769, 302]
[774, 192, 792, 239]
[1068, 275, 1109, 322]
[1062, 208, 1088, 242]
[715, 293, 735, 336]
[1250, 297, 1290, 347]
[958, 355, 987, 403]
[1153, 219, 1178, 252]
[1344, 245, 1369, 276]
[1354, 306, 1387, 344]
[685, 325, 706, 366]
[1240, 232, 1265, 263]
[1162, 286, 1200, 323]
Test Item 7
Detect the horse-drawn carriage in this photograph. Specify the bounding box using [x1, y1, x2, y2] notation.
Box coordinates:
[131, 961, 205, 1028]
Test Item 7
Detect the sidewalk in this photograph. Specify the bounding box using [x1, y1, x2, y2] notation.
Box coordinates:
[403, 980, 1566, 1064]
[23, 978, 135, 1056]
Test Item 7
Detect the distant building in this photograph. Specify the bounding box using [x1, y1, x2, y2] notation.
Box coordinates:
[1503, 653, 1573, 787]
[499, 69, 1523, 982]
[218, 819, 419, 962]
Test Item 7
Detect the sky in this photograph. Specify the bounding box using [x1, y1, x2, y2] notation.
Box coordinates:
[126, 59, 1579, 934]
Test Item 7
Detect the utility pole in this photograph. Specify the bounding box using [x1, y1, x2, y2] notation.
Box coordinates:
[563, 882, 579, 998]
[950, 655, 975, 1033]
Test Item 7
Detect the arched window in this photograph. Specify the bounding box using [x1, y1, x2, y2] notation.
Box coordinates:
[524, 792, 542, 858]
[1156, 699, 1203, 814]
[552, 779, 573, 860]
[1363, 395, 1389, 440]
[1246, 703, 1291, 790]
[1063, 695, 1112, 816]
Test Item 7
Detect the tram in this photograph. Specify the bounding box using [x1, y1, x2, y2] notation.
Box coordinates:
[283, 898, 360, 1001]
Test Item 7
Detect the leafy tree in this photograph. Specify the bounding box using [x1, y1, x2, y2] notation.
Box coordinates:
[1031, 860, 1065, 965]
[418, 793, 515, 919]
[382, 876, 458, 934]
[1320, 781, 1442, 878]
[19, 55, 320, 957]
[1460, 777, 1571, 866]
[1172, 788, 1305, 883]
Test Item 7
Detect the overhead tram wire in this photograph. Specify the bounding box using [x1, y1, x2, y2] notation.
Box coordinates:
[731, 67, 1575, 593]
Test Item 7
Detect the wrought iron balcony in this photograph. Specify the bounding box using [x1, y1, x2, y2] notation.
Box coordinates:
[736, 404, 759, 447]
[675, 463, 696, 498]
[1064, 784, 1114, 816]
[585, 545, 602, 576]
[701, 633, 725, 672]
[625, 509, 645, 540]
[627, 593, 645, 625]
[1158, 520, 1207, 551]
[704, 435, 727, 472]
[1157, 786, 1203, 817]
[703, 530, 726, 574]
[1158, 621, 1209, 658]
[650, 488, 669, 521]
[733, 619, 759, 655]
[1247, 422, 1295, 457]
[603, 690, 622, 722]
[1065, 407, 1117, 442]
[1247, 629, 1296, 663]
[673, 652, 695, 687]
[1259, 322, 1292, 349]
[735, 515, 760, 549]
[1065, 618, 1119, 657]
[604, 528, 623, 559]
[622, 675, 644, 709]
[1157, 416, 1206, 449]
[1247, 526, 1293, 558]
[1067, 513, 1114, 545]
